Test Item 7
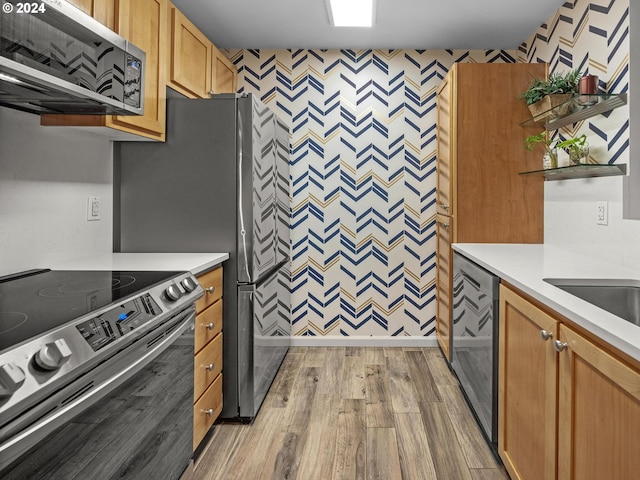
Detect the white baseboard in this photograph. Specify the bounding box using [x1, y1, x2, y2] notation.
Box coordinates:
[289, 336, 439, 347]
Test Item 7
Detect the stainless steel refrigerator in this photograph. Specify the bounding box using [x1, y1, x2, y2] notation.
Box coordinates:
[114, 93, 291, 420]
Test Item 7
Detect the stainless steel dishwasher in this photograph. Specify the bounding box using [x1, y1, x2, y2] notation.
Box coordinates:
[451, 252, 500, 456]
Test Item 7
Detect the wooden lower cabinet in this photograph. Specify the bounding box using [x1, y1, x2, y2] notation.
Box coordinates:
[193, 374, 223, 451]
[435, 213, 453, 358]
[499, 283, 640, 480]
[195, 267, 223, 313]
[557, 326, 640, 480]
[192, 267, 224, 451]
[499, 284, 558, 480]
[194, 333, 222, 400]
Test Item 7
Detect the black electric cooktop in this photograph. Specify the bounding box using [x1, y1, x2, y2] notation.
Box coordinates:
[0, 269, 181, 352]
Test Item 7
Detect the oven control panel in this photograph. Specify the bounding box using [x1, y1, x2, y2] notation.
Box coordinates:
[76, 294, 162, 352]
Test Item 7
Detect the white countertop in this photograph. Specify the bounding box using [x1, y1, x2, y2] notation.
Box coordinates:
[50, 253, 229, 276]
[453, 243, 640, 362]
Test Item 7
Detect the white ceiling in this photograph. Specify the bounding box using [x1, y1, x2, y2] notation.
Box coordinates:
[170, 0, 565, 50]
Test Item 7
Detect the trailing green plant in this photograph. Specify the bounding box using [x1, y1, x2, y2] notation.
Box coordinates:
[524, 131, 558, 169]
[523, 131, 554, 151]
[556, 134, 589, 164]
[519, 68, 582, 105]
[555, 134, 587, 151]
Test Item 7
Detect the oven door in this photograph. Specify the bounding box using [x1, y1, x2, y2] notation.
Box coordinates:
[0, 308, 195, 479]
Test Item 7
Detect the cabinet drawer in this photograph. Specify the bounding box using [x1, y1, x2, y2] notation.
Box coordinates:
[196, 267, 223, 313]
[194, 333, 222, 401]
[193, 374, 222, 451]
[195, 299, 222, 353]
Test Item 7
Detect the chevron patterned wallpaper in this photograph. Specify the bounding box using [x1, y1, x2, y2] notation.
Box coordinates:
[226, 49, 515, 340]
[518, 0, 630, 165]
[226, 0, 630, 341]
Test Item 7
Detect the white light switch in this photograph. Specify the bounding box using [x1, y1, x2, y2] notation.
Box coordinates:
[87, 196, 101, 221]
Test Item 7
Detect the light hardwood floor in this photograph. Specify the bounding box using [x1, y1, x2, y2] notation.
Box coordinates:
[193, 347, 509, 480]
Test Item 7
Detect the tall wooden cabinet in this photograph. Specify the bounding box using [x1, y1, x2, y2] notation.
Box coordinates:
[435, 62, 546, 360]
[499, 283, 640, 480]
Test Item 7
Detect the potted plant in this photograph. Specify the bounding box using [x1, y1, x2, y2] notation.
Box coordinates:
[520, 68, 582, 118]
[556, 134, 589, 165]
[524, 131, 558, 169]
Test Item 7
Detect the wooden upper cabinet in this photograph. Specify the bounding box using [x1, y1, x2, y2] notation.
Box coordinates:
[65, 0, 115, 29]
[168, 6, 212, 98]
[212, 45, 237, 94]
[41, 0, 168, 141]
[111, 0, 167, 139]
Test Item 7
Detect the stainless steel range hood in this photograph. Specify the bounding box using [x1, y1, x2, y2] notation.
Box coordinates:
[0, 0, 145, 115]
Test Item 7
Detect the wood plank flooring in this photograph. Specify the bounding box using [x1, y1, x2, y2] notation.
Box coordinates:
[193, 347, 509, 480]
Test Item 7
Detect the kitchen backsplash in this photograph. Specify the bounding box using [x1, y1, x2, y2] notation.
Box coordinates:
[0, 108, 113, 276]
[228, 49, 516, 340]
[519, 0, 640, 267]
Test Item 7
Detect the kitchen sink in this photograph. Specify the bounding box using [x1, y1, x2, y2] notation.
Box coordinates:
[543, 278, 640, 326]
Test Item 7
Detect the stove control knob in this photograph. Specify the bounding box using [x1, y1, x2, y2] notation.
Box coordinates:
[35, 339, 72, 371]
[0, 362, 26, 398]
[165, 284, 183, 302]
[181, 277, 198, 293]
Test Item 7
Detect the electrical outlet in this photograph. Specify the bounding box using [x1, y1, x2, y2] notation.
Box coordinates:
[87, 196, 101, 221]
[596, 201, 608, 226]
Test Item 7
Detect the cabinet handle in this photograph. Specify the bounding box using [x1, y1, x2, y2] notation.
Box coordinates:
[553, 340, 568, 352]
[540, 330, 553, 341]
[439, 221, 450, 229]
[441, 204, 449, 211]
[205, 363, 215, 372]
[205, 408, 214, 416]
[205, 286, 215, 293]
[208, 90, 215, 97]
[205, 322, 215, 330]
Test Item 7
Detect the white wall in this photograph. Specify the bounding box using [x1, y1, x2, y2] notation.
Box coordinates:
[545, 177, 640, 269]
[0, 107, 113, 276]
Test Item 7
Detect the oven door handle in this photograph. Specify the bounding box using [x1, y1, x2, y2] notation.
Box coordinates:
[0, 307, 196, 471]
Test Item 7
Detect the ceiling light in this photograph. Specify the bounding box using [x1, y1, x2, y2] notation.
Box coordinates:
[327, 0, 376, 27]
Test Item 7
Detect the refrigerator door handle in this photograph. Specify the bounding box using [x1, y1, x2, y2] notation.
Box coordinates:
[237, 103, 252, 283]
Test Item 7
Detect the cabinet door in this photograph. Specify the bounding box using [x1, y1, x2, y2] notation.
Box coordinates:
[498, 285, 558, 480]
[168, 7, 212, 98]
[211, 45, 237, 93]
[42, 0, 167, 140]
[112, 0, 167, 139]
[557, 326, 640, 480]
[436, 68, 455, 217]
[435, 213, 453, 360]
[65, 0, 115, 30]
